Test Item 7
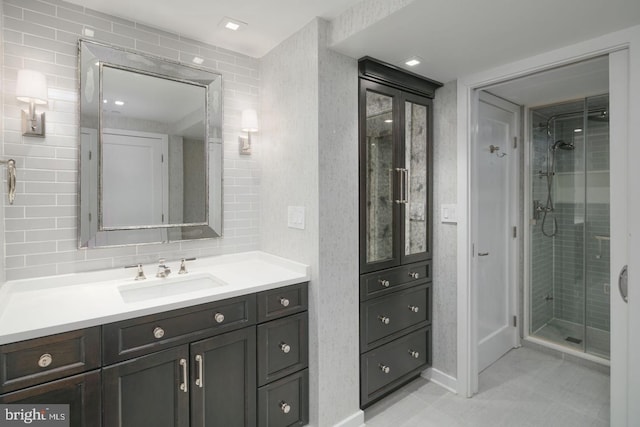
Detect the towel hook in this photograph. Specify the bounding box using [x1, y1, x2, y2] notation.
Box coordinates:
[0, 159, 16, 204]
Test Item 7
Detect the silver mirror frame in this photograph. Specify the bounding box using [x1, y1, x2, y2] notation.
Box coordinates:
[78, 39, 223, 248]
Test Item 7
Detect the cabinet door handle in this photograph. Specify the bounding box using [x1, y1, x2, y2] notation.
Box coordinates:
[153, 327, 165, 339]
[214, 312, 225, 324]
[280, 343, 291, 354]
[408, 349, 420, 359]
[195, 355, 204, 388]
[379, 279, 390, 288]
[280, 297, 290, 307]
[378, 315, 390, 325]
[378, 364, 390, 374]
[408, 271, 420, 279]
[179, 358, 188, 393]
[395, 168, 404, 204]
[280, 401, 291, 414]
[408, 305, 419, 313]
[402, 168, 409, 204]
[38, 353, 53, 368]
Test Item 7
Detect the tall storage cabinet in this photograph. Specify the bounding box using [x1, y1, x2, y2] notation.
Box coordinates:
[358, 57, 442, 408]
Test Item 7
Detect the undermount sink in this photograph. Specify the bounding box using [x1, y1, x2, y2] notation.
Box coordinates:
[118, 273, 227, 303]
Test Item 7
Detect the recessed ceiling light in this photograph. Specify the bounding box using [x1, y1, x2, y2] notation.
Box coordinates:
[103, 99, 108, 104]
[192, 56, 204, 65]
[405, 56, 422, 67]
[114, 100, 124, 106]
[220, 17, 247, 32]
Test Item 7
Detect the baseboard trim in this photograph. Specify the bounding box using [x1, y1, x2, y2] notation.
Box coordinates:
[332, 409, 365, 427]
[422, 367, 457, 394]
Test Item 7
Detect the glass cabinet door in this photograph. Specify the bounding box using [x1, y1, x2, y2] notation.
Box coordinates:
[402, 96, 432, 262]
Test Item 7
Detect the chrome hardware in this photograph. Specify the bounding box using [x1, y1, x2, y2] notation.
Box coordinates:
[178, 257, 196, 274]
[378, 315, 390, 325]
[379, 364, 390, 374]
[125, 263, 146, 281]
[408, 305, 419, 313]
[38, 353, 53, 368]
[179, 358, 188, 392]
[395, 168, 404, 204]
[214, 312, 225, 324]
[402, 168, 409, 203]
[195, 354, 204, 388]
[0, 159, 16, 205]
[280, 343, 291, 354]
[153, 327, 165, 339]
[379, 279, 390, 288]
[408, 350, 420, 359]
[478, 252, 490, 257]
[409, 272, 420, 279]
[619, 265, 628, 303]
[489, 145, 507, 157]
[394, 168, 409, 204]
[156, 259, 171, 278]
[280, 297, 290, 307]
[280, 402, 291, 414]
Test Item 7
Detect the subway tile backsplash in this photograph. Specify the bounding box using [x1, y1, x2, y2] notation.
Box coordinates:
[2, 0, 261, 280]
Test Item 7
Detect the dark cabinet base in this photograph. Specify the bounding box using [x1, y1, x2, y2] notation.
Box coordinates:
[258, 369, 308, 427]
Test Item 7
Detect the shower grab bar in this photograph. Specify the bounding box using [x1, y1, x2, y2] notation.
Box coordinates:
[0, 159, 16, 205]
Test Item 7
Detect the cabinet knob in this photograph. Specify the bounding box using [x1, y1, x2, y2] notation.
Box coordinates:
[214, 312, 225, 324]
[280, 401, 291, 414]
[378, 315, 390, 325]
[379, 279, 390, 288]
[409, 272, 420, 279]
[280, 343, 291, 354]
[280, 297, 290, 307]
[409, 350, 420, 359]
[38, 353, 53, 368]
[408, 305, 419, 313]
[153, 327, 165, 339]
[378, 364, 390, 374]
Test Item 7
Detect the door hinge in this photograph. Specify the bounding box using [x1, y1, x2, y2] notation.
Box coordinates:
[513, 226, 517, 238]
[513, 315, 517, 327]
[161, 154, 164, 163]
[513, 136, 518, 149]
[161, 213, 165, 222]
[89, 212, 92, 222]
[89, 150, 92, 160]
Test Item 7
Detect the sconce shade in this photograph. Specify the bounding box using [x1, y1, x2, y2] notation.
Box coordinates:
[16, 69, 48, 105]
[241, 109, 258, 132]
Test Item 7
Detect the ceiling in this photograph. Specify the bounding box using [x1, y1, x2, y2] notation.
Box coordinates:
[66, 0, 640, 83]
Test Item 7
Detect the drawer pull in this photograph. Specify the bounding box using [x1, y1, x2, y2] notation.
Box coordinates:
[379, 279, 390, 288]
[409, 272, 420, 279]
[214, 312, 225, 324]
[280, 297, 290, 307]
[408, 305, 420, 313]
[179, 358, 188, 393]
[280, 343, 291, 354]
[378, 364, 390, 374]
[409, 350, 420, 359]
[378, 315, 390, 325]
[38, 353, 53, 368]
[195, 354, 204, 388]
[153, 327, 165, 339]
[280, 401, 291, 414]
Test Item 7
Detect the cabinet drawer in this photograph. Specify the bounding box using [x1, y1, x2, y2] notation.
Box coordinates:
[257, 283, 308, 323]
[257, 312, 308, 386]
[360, 262, 431, 301]
[258, 369, 308, 427]
[360, 327, 430, 407]
[361, 284, 430, 351]
[103, 294, 256, 364]
[0, 327, 101, 394]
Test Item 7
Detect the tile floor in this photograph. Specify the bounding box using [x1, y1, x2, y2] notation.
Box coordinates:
[364, 347, 609, 427]
[533, 318, 610, 359]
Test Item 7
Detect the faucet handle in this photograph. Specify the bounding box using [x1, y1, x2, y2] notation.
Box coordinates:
[179, 257, 196, 274]
[125, 263, 146, 281]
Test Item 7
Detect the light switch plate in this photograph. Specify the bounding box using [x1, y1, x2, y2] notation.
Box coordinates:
[288, 206, 305, 229]
[441, 204, 458, 223]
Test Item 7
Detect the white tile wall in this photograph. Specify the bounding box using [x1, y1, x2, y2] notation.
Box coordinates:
[2, 0, 261, 280]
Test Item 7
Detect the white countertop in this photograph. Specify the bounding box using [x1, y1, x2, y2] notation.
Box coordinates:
[0, 251, 310, 345]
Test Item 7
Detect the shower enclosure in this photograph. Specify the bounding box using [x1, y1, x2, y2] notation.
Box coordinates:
[528, 94, 610, 359]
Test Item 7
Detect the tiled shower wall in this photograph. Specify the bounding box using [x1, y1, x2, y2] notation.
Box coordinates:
[2, 0, 261, 280]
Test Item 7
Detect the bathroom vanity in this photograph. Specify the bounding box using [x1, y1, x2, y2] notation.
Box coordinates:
[0, 252, 309, 427]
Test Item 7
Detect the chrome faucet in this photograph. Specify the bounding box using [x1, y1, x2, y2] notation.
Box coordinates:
[156, 259, 171, 278]
[178, 257, 196, 274]
[125, 263, 146, 281]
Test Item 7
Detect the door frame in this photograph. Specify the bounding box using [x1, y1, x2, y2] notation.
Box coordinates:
[456, 25, 639, 410]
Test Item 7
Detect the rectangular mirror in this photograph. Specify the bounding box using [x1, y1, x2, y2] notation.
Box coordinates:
[78, 40, 223, 248]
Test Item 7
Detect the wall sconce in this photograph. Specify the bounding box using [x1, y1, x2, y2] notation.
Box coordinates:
[239, 109, 258, 155]
[16, 69, 48, 137]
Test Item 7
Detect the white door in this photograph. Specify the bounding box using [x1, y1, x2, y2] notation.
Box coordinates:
[475, 92, 519, 373]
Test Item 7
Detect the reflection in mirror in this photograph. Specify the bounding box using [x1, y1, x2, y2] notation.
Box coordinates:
[78, 40, 223, 248]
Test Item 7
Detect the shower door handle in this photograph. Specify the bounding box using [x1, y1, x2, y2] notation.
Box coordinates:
[618, 265, 628, 303]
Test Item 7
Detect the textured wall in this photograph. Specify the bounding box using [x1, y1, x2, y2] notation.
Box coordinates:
[2, 0, 260, 280]
[432, 81, 458, 377]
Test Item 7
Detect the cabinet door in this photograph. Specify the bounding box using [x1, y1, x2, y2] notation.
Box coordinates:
[103, 345, 189, 427]
[400, 93, 433, 263]
[0, 370, 101, 427]
[360, 79, 402, 273]
[190, 328, 257, 427]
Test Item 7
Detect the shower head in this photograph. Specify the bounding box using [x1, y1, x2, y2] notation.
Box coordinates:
[552, 140, 575, 151]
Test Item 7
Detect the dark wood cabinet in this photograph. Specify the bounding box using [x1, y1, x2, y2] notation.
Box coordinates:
[358, 57, 441, 408]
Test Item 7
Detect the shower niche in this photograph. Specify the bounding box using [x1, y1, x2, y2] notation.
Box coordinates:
[529, 94, 611, 359]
